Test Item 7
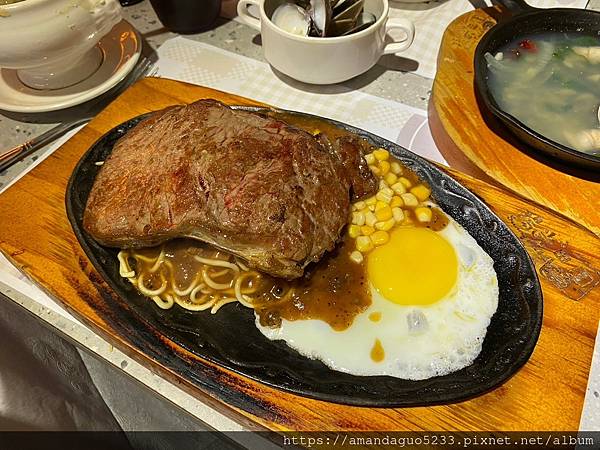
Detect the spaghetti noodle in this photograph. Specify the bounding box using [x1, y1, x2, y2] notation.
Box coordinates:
[117, 240, 286, 314]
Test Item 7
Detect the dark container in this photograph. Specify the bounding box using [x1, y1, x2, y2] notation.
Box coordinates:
[149, 0, 221, 34]
[473, 0, 600, 172]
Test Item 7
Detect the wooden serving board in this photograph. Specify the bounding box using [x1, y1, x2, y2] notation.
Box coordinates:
[429, 7, 600, 238]
[0, 78, 598, 431]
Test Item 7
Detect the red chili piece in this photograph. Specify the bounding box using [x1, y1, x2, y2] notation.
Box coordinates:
[518, 39, 537, 52]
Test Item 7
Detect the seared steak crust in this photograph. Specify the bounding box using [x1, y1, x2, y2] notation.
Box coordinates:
[319, 134, 379, 200]
[83, 99, 375, 279]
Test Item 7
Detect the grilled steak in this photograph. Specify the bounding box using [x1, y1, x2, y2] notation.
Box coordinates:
[83, 99, 376, 279]
[318, 134, 378, 200]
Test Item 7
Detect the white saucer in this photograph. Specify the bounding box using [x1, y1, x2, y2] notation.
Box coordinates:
[0, 20, 141, 113]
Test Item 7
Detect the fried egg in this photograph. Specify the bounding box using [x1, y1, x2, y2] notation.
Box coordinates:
[255, 215, 499, 380]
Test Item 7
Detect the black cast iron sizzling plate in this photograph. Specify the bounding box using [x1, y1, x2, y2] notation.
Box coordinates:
[66, 106, 543, 407]
[473, 0, 600, 171]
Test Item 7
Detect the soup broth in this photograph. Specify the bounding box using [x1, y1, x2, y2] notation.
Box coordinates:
[485, 32, 600, 156]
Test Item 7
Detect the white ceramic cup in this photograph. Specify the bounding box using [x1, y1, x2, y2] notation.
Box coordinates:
[0, 0, 122, 90]
[237, 0, 415, 84]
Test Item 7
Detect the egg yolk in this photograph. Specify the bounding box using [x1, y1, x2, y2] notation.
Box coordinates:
[367, 227, 458, 306]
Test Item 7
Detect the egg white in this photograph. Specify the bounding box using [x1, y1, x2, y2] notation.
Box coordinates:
[255, 216, 499, 380]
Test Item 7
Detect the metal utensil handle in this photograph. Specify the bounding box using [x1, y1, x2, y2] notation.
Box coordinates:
[0, 119, 87, 173]
[491, 0, 536, 13]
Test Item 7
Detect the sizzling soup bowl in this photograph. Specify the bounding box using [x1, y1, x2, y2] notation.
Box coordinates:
[0, 0, 122, 90]
[484, 33, 600, 157]
[473, 0, 600, 170]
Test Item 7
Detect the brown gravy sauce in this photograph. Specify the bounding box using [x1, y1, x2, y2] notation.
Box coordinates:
[368, 311, 382, 323]
[370, 339, 385, 363]
[406, 207, 449, 232]
[130, 237, 372, 332]
[254, 237, 371, 331]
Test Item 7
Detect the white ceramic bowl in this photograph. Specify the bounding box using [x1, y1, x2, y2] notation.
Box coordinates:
[0, 0, 122, 90]
[237, 0, 415, 84]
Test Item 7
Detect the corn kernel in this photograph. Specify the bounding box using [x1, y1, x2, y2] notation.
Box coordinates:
[365, 211, 377, 227]
[364, 153, 375, 165]
[375, 205, 393, 221]
[351, 211, 365, 226]
[371, 230, 389, 246]
[390, 161, 402, 175]
[368, 204, 375, 211]
[374, 200, 388, 212]
[392, 207, 405, 223]
[391, 182, 407, 195]
[350, 250, 364, 264]
[379, 160, 390, 175]
[384, 172, 398, 186]
[365, 196, 377, 206]
[354, 200, 366, 211]
[399, 177, 412, 189]
[401, 192, 419, 207]
[360, 225, 375, 236]
[373, 149, 389, 161]
[356, 235, 374, 252]
[348, 224, 361, 238]
[378, 179, 388, 190]
[411, 184, 431, 202]
[415, 206, 433, 222]
[376, 191, 393, 204]
[375, 218, 395, 231]
[390, 196, 403, 208]
[369, 165, 381, 176]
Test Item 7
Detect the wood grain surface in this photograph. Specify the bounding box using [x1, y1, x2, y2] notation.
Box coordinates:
[429, 7, 600, 237]
[0, 78, 598, 431]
